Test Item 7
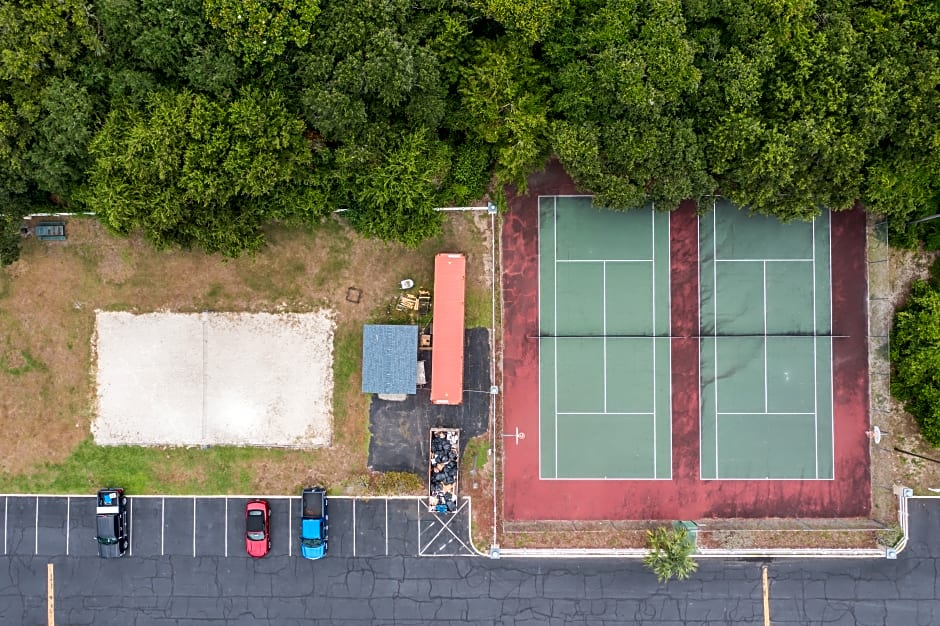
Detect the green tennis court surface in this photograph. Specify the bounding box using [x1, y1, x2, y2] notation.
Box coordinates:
[536, 195, 835, 482]
[538, 196, 671, 479]
[699, 199, 833, 479]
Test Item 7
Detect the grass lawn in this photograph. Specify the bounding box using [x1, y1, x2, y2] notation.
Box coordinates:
[0, 212, 494, 496]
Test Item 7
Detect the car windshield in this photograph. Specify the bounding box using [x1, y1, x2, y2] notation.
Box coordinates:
[97, 536, 118, 545]
[246, 509, 265, 539]
[301, 538, 322, 548]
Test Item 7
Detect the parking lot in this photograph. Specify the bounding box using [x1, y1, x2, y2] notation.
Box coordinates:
[0, 495, 478, 559]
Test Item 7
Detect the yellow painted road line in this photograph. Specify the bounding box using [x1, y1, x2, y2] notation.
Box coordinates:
[47, 562, 54, 626]
[762, 564, 771, 626]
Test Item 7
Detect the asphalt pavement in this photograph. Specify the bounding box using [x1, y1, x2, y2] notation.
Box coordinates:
[0, 497, 937, 624]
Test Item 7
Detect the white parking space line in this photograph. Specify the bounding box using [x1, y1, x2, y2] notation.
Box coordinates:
[288, 500, 292, 557]
[352, 499, 357, 557]
[224, 498, 228, 558]
[3, 496, 7, 554]
[160, 497, 165, 556]
[65, 497, 70, 556]
[192, 497, 196, 557]
[385, 499, 389, 556]
[34, 496, 38, 555]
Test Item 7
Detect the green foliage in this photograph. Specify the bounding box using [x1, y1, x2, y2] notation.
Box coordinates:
[0, 349, 48, 375]
[369, 471, 424, 495]
[340, 129, 447, 246]
[460, 39, 550, 191]
[0, 210, 22, 267]
[203, 0, 320, 64]
[644, 526, 699, 583]
[891, 280, 940, 445]
[472, 0, 569, 43]
[83, 88, 318, 256]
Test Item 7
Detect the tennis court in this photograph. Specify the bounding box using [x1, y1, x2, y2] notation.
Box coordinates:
[537, 196, 835, 481]
[538, 196, 671, 479]
[501, 159, 869, 521]
[699, 199, 834, 479]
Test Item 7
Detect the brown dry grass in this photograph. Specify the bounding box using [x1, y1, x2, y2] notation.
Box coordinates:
[867, 216, 940, 523]
[0, 212, 493, 495]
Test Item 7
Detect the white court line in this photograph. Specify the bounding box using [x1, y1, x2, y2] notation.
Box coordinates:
[697, 203, 703, 476]
[192, 497, 196, 557]
[828, 211, 835, 475]
[288, 499, 292, 557]
[352, 498, 357, 557]
[716, 258, 813, 263]
[713, 208, 719, 477]
[651, 207, 657, 478]
[812, 216, 819, 478]
[557, 412, 654, 415]
[557, 259, 653, 263]
[385, 499, 389, 556]
[65, 497, 70, 556]
[34, 496, 38, 555]
[718, 412, 816, 415]
[224, 498, 228, 557]
[763, 261, 768, 413]
[553, 197, 559, 478]
[666, 207, 673, 479]
[537, 197, 543, 480]
[160, 497, 165, 556]
[603, 260, 607, 414]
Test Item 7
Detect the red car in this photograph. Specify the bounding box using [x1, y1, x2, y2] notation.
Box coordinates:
[245, 499, 271, 558]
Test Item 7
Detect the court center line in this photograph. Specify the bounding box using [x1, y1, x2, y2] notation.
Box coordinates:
[65, 497, 70, 556]
[651, 208, 657, 478]
[557, 412, 655, 415]
[812, 216, 819, 479]
[603, 260, 607, 414]
[763, 261, 768, 413]
[718, 412, 816, 415]
[556, 259, 653, 263]
[716, 258, 813, 263]
[34, 496, 38, 555]
[713, 208, 719, 478]
[553, 197, 559, 479]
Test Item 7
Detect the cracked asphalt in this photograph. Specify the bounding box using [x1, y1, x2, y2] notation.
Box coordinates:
[0, 498, 938, 625]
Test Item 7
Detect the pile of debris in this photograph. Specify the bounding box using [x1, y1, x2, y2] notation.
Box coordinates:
[428, 428, 460, 513]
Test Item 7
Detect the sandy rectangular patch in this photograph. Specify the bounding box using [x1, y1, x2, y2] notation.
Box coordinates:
[93, 311, 334, 447]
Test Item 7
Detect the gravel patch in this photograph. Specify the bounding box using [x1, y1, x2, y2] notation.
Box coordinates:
[93, 311, 335, 447]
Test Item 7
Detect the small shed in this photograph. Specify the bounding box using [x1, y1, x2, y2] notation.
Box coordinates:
[362, 325, 419, 395]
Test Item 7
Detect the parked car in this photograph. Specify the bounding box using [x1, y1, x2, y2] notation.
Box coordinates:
[245, 499, 271, 558]
[95, 488, 128, 558]
[300, 487, 328, 559]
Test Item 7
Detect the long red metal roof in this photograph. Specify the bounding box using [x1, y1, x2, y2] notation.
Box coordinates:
[430, 253, 466, 404]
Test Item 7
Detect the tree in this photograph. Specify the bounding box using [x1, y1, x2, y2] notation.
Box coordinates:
[891, 279, 940, 445]
[338, 129, 448, 246]
[83, 88, 317, 255]
[203, 0, 320, 64]
[644, 525, 698, 583]
[544, 0, 711, 209]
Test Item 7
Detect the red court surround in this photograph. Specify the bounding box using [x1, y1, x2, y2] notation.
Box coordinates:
[501, 160, 871, 520]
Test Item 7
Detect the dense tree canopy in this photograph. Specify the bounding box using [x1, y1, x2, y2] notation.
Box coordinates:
[891, 278, 940, 445]
[1, 0, 940, 259]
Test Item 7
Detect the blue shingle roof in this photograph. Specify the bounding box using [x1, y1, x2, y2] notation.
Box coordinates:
[361, 325, 419, 394]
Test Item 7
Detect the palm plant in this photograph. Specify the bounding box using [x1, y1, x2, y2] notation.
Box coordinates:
[643, 525, 699, 583]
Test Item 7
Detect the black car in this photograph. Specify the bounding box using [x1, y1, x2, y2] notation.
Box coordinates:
[96, 488, 129, 558]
